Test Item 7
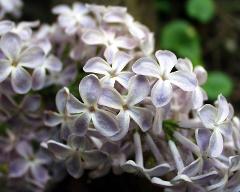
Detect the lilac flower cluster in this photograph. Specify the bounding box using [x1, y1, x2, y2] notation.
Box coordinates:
[0, 2, 240, 192]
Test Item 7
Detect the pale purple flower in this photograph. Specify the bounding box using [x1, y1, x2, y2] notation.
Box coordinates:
[81, 28, 137, 52]
[176, 58, 208, 109]
[98, 75, 153, 139]
[132, 50, 197, 107]
[67, 74, 120, 139]
[32, 54, 62, 90]
[198, 94, 232, 157]
[44, 87, 76, 139]
[47, 135, 107, 179]
[0, 32, 44, 93]
[83, 50, 133, 88]
[9, 141, 50, 184]
[52, 2, 95, 35]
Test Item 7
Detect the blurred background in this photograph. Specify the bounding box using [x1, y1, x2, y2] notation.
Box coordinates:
[12, 0, 240, 191]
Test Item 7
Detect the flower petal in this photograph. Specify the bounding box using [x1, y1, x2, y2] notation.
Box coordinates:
[195, 128, 211, 152]
[181, 158, 202, 177]
[31, 164, 49, 183]
[0, 59, 11, 82]
[47, 140, 72, 160]
[132, 57, 160, 78]
[114, 36, 137, 49]
[146, 163, 171, 177]
[208, 130, 223, 157]
[43, 111, 62, 127]
[151, 177, 173, 187]
[66, 153, 83, 179]
[115, 71, 133, 88]
[198, 104, 217, 129]
[79, 74, 102, 105]
[126, 75, 150, 106]
[84, 150, 108, 168]
[151, 79, 172, 107]
[16, 141, 33, 158]
[128, 106, 153, 132]
[92, 109, 119, 138]
[44, 55, 62, 72]
[216, 94, 229, 123]
[72, 113, 90, 136]
[168, 71, 197, 91]
[21, 95, 41, 112]
[110, 110, 130, 141]
[9, 159, 29, 178]
[81, 29, 105, 45]
[112, 51, 132, 73]
[67, 94, 86, 114]
[98, 87, 123, 110]
[56, 87, 69, 113]
[83, 57, 111, 75]
[20, 47, 45, 68]
[155, 50, 177, 75]
[0, 32, 21, 59]
[32, 67, 46, 90]
[11, 66, 32, 94]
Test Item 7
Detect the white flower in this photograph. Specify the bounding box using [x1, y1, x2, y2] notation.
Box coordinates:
[198, 94, 232, 157]
[132, 50, 197, 107]
[52, 2, 95, 35]
[0, 32, 44, 93]
[83, 50, 133, 88]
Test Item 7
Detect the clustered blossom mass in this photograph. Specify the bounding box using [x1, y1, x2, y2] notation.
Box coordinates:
[0, 2, 240, 192]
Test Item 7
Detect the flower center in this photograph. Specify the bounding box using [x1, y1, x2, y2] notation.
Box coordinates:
[88, 106, 96, 113]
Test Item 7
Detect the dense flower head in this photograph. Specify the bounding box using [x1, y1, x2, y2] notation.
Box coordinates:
[0, 1, 240, 192]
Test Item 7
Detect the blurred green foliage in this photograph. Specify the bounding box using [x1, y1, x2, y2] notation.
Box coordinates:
[156, 0, 234, 100]
[186, 0, 215, 23]
[161, 20, 202, 66]
[203, 71, 233, 100]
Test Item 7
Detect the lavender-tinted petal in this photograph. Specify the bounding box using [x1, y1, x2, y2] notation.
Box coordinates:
[112, 51, 132, 73]
[79, 74, 102, 105]
[145, 163, 171, 177]
[47, 140, 72, 160]
[67, 94, 86, 114]
[198, 104, 217, 129]
[168, 71, 197, 91]
[151, 79, 172, 107]
[114, 36, 137, 49]
[155, 50, 177, 75]
[16, 141, 33, 158]
[56, 87, 69, 113]
[81, 29, 105, 45]
[84, 150, 108, 168]
[72, 113, 90, 136]
[32, 67, 46, 90]
[83, 57, 111, 75]
[151, 177, 173, 187]
[92, 109, 119, 138]
[180, 158, 203, 177]
[0, 32, 21, 59]
[21, 94, 41, 112]
[195, 128, 211, 152]
[44, 55, 62, 72]
[11, 66, 32, 94]
[216, 94, 229, 123]
[208, 130, 223, 157]
[43, 111, 62, 127]
[128, 106, 153, 132]
[31, 164, 49, 183]
[9, 159, 29, 177]
[20, 47, 44, 68]
[0, 59, 11, 82]
[65, 153, 83, 179]
[132, 57, 160, 78]
[115, 71, 134, 89]
[98, 87, 123, 110]
[126, 75, 150, 106]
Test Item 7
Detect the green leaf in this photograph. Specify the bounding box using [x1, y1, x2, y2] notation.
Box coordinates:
[186, 0, 215, 23]
[160, 20, 202, 66]
[203, 71, 233, 100]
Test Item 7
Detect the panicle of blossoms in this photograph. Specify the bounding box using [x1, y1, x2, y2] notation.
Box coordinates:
[1, 2, 240, 192]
